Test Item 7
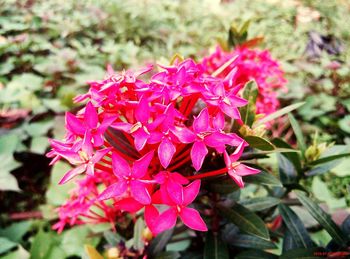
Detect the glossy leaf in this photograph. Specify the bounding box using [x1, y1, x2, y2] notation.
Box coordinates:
[230, 234, 277, 249]
[277, 153, 298, 185]
[288, 113, 306, 154]
[218, 204, 269, 240]
[236, 250, 278, 259]
[272, 138, 302, 174]
[240, 197, 280, 211]
[204, 232, 229, 259]
[147, 229, 174, 257]
[240, 80, 258, 127]
[278, 204, 314, 248]
[244, 169, 282, 187]
[295, 191, 348, 246]
[244, 136, 275, 151]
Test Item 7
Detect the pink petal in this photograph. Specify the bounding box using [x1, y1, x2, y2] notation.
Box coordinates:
[85, 102, 98, 129]
[191, 141, 208, 171]
[91, 148, 111, 164]
[171, 172, 189, 185]
[133, 128, 150, 151]
[144, 205, 159, 233]
[158, 138, 176, 168]
[55, 150, 82, 165]
[179, 207, 207, 232]
[92, 133, 104, 147]
[116, 197, 144, 213]
[166, 179, 184, 205]
[132, 150, 154, 178]
[82, 131, 93, 156]
[86, 164, 94, 176]
[228, 94, 248, 107]
[111, 122, 132, 132]
[183, 180, 201, 206]
[98, 181, 127, 200]
[154, 208, 178, 234]
[223, 151, 231, 169]
[172, 126, 196, 143]
[193, 108, 209, 133]
[59, 165, 86, 184]
[228, 170, 244, 188]
[230, 141, 245, 162]
[130, 180, 151, 204]
[135, 97, 150, 124]
[66, 112, 85, 135]
[112, 153, 131, 178]
[220, 102, 241, 119]
[212, 111, 225, 130]
[98, 115, 118, 133]
[235, 164, 260, 176]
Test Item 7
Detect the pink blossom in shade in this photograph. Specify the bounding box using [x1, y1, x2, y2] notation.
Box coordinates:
[201, 46, 287, 116]
[224, 141, 260, 188]
[145, 180, 207, 235]
[98, 150, 154, 205]
[56, 133, 111, 184]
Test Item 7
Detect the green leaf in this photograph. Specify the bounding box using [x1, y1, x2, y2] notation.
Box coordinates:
[0, 237, 17, 254]
[103, 231, 123, 246]
[280, 248, 323, 259]
[210, 180, 240, 194]
[155, 251, 180, 259]
[339, 115, 350, 133]
[278, 204, 314, 248]
[244, 169, 282, 187]
[240, 80, 258, 127]
[240, 197, 280, 211]
[61, 226, 100, 257]
[288, 113, 306, 154]
[230, 234, 277, 249]
[147, 229, 174, 257]
[218, 204, 269, 240]
[133, 218, 145, 251]
[1, 245, 29, 259]
[277, 153, 298, 185]
[295, 191, 348, 246]
[272, 138, 302, 174]
[244, 136, 275, 151]
[311, 177, 346, 209]
[0, 221, 32, 243]
[236, 250, 278, 259]
[29, 230, 54, 259]
[256, 102, 305, 126]
[308, 153, 350, 166]
[204, 232, 229, 259]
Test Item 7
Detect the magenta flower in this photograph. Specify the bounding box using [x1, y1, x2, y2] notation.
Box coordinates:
[66, 102, 116, 146]
[145, 180, 207, 235]
[224, 141, 260, 188]
[56, 133, 111, 184]
[98, 150, 154, 205]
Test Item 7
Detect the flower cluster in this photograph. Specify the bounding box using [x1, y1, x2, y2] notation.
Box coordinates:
[48, 58, 261, 235]
[201, 46, 287, 116]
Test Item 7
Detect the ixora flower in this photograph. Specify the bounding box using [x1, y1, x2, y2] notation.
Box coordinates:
[201, 46, 287, 116]
[48, 57, 262, 236]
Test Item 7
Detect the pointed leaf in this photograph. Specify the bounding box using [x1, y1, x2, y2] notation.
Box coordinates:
[236, 250, 278, 259]
[230, 234, 277, 250]
[218, 204, 270, 240]
[244, 168, 282, 187]
[240, 197, 280, 211]
[204, 232, 229, 259]
[244, 136, 275, 151]
[295, 191, 348, 246]
[278, 204, 314, 248]
[288, 113, 306, 154]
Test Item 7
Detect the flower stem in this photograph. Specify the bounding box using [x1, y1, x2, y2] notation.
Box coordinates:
[186, 167, 227, 180]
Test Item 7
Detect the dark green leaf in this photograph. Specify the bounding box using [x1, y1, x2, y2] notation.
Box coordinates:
[282, 229, 298, 252]
[236, 250, 278, 259]
[280, 248, 323, 259]
[244, 169, 282, 187]
[256, 102, 305, 126]
[278, 153, 298, 185]
[295, 191, 348, 246]
[308, 153, 350, 166]
[278, 204, 314, 248]
[288, 113, 306, 154]
[229, 234, 277, 249]
[147, 229, 174, 257]
[155, 251, 180, 259]
[272, 138, 302, 174]
[218, 204, 269, 240]
[204, 232, 229, 259]
[244, 136, 275, 151]
[210, 180, 240, 194]
[103, 231, 123, 246]
[240, 197, 280, 211]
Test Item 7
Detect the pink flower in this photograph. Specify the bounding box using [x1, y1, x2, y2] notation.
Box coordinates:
[145, 180, 207, 235]
[224, 142, 260, 188]
[66, 102, 116, 146]
[56, 133, 111, 184]
[98, 150, 154, 205]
